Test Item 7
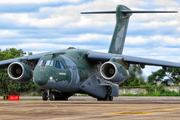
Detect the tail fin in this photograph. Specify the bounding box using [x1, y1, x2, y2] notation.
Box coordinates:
[81, 5, 177, 54]
[108, 5, 131, 54]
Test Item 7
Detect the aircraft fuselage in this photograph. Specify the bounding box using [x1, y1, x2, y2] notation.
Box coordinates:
[33, 48, 98, 93]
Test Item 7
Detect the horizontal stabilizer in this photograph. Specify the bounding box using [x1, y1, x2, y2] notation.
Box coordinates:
[81, 11, 116, 14]
[81, 10, 178, 14]
[121, 10, 178, 13]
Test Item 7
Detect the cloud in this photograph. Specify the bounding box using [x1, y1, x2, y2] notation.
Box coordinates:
[0, 0, 148, 28]
[155, 0, 179, 7]
[0, 30, 22, 39]
[0, 43, 98, 51]
[124, 35, 180, 47]
[0, 33, 111, 44]
[125, 36, 147, 45]
[0, 13, 74, 27]
[150, 35, 180, 46]
[141, 20, 180, 28]
[0, 0, 80, 4]
[56, 33, 111, 42]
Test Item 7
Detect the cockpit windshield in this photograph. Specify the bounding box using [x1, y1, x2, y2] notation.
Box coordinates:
[60, 61, 65, 69]
[37, 60, 44, 66]
[45, 60, 54, 66]
[37, 59, 64, 68]
[55, 60, 61, 69]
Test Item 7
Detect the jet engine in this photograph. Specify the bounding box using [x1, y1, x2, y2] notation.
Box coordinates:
[100, 61, 129, 82]
[7, 62, 33, 82]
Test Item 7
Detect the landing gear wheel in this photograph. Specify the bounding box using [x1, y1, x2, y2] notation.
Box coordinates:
[42, 92, 48, 101]
[97, 86, 113, 101]
[49, 92, 55, 101]
[104, 95, 110, 101]
[109, 96, 113, 101]
[55, 92, 61, 100]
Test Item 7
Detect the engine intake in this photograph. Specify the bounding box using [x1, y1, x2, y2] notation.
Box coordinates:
[8, 62, 32, 82]
[100, 61, 129, 82]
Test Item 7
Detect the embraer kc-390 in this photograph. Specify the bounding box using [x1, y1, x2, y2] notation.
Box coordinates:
[0, 5, 179, 101]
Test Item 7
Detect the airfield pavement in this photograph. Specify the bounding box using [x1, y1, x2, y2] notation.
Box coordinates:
[1, 96, 180, 120]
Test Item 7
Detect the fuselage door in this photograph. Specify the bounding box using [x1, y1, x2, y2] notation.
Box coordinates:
[70, 68, 77, 87]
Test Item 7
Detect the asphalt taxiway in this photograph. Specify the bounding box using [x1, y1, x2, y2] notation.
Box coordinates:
[1, 96, 180, 120]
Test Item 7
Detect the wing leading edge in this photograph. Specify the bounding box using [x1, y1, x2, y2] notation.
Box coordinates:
[0, 52, 47, 69]
[87, 51, 180, 68]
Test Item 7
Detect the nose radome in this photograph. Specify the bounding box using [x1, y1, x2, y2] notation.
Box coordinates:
[34, 72, 48, 86]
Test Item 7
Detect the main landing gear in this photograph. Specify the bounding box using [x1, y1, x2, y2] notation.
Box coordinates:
[42, 92, 48, 101]
[97, 86, 113, 101]
[49, 92, 68, 101]
[42, 90, 70, 101]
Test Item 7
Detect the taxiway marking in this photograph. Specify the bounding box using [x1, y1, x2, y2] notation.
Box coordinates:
[107, 107, 180, 115]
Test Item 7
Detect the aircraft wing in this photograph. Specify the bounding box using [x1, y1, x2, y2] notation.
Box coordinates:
[87, 52, 180, 68]
[0, 52, 47, 69]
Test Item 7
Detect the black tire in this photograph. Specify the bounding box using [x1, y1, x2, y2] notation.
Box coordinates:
[49, 92, 55, 101]
[55, 92, 61, 100]
[109, 96, 113, 101]
[42, 92, 48, 101]
[104, 95, 110, 101]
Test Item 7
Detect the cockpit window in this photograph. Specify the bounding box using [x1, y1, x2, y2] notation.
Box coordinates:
[60, 61, 66, 69]
[45, 60, 54, 66]
[38, 60, 44, 66]
[49, 60, 54, 66]
[45, 60, 51, 66]
[55, 60, 61, 69]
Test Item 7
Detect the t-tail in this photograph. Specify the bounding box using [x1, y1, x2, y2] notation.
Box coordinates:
[81, 4, 177, 54]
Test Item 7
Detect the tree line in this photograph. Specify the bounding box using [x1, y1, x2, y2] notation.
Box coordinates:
[0, 48, 37, 95]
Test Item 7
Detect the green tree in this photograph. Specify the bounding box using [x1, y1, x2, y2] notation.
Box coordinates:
[120, 64, 145, 87]
[147, 69, 166, 84]
[148, 67, 180, 85]
[0, 48, 37, 95]
[167, 67, 180, 84]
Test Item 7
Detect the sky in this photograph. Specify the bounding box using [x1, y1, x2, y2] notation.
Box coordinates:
[0, 0, 179, 79]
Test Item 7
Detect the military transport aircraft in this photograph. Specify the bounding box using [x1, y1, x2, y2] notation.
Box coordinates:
[0, 5, 179, 101]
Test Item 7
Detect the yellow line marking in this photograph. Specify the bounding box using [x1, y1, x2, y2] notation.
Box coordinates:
[107, 108, 180, 115]
[156, 108, 180, 111]
[108, 111, 157, 114]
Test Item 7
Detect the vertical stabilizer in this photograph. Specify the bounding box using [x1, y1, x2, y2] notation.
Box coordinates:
[81, 5, 177, 55]
[108, 5, 132, 54]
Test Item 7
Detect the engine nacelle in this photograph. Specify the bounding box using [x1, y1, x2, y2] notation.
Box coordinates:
[7, 62, 33, 82]
[100, 61, 129, 82]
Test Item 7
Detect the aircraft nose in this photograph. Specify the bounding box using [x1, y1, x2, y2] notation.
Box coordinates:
[33, 71, 48, 86]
